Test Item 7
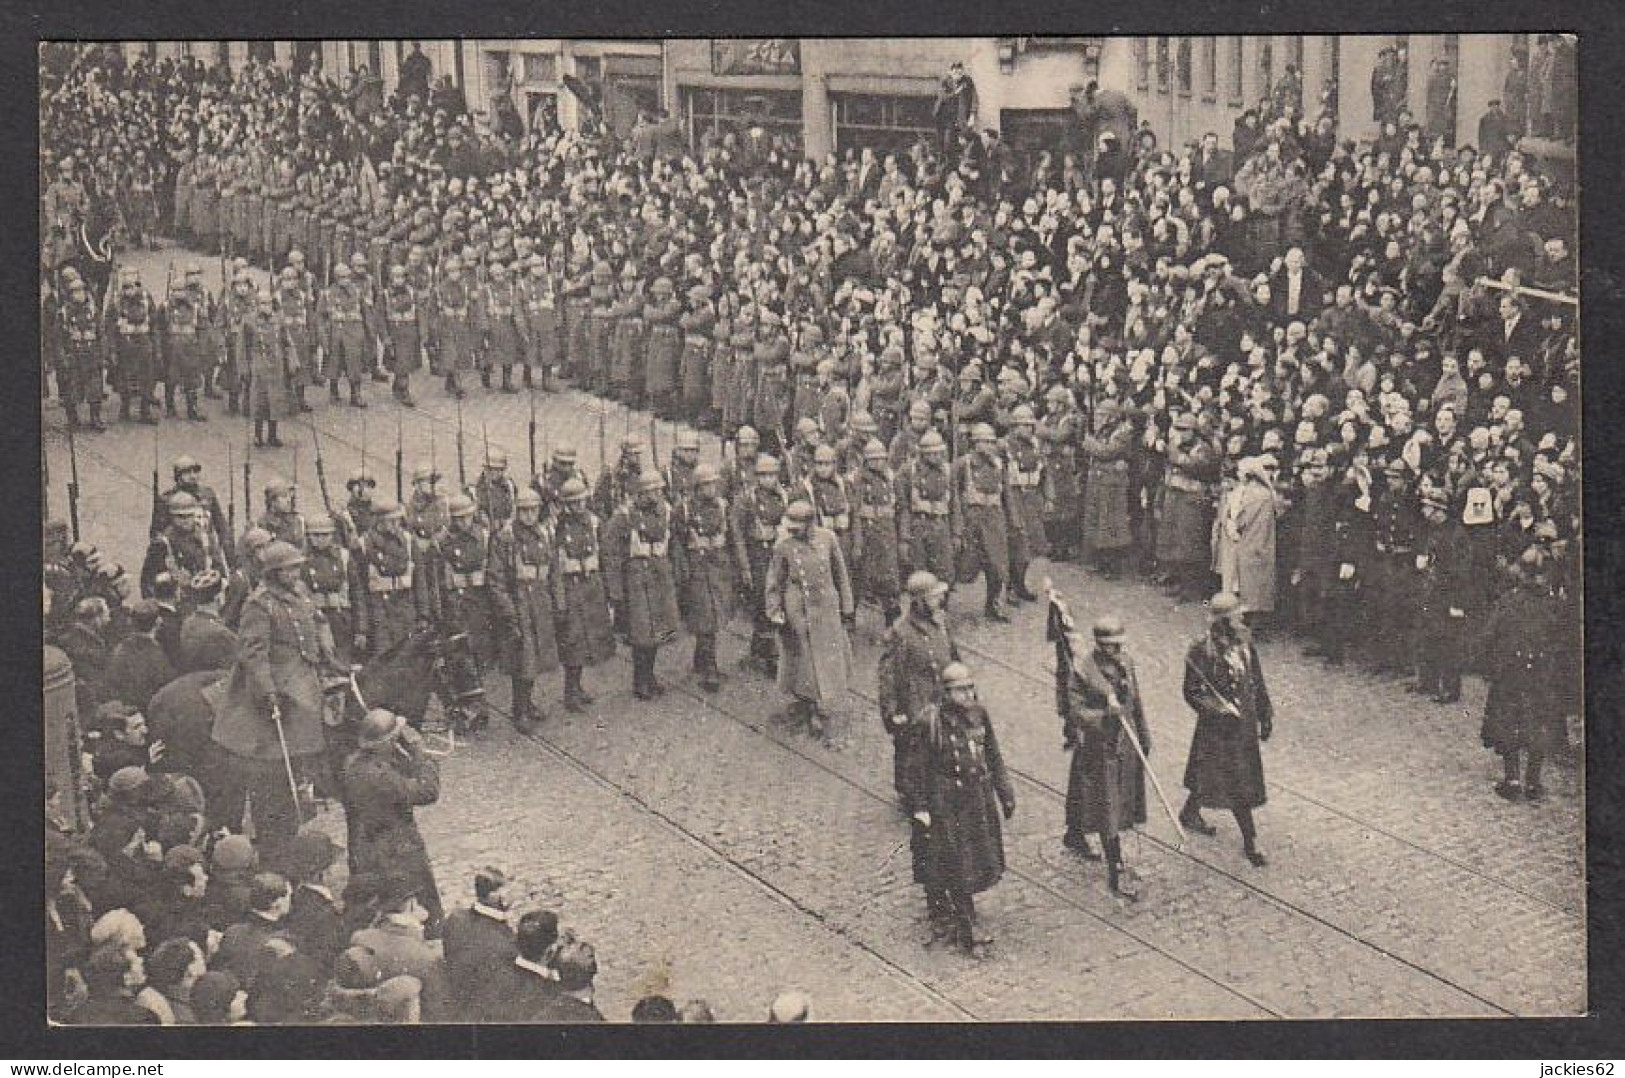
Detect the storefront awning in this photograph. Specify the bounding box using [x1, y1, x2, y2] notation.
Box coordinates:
[676, 73, 804, 92]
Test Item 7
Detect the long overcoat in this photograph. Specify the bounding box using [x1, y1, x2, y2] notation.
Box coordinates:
[215, 581, 332, 761]
[1080, 419, 1135, 553]
[602, 501, 683, 649]
[1181, 629, 1272, 810]
[1061, 647, 1150, 838]
[340, 741, 442, 925]
[916, 702, 1014, 896]
[765, 527, 855, 707]
[878, 610, 957, 808]
[1213, 478, 1279, 613]
[486, 520, 562, 679]
[1157, 434, 1221, 568]
[551, 510, 617, 668]
[672, 494, 736, 636]
[643, 297, 683, 398]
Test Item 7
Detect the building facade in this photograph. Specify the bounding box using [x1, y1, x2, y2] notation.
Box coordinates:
[123, 35, 1570, 159]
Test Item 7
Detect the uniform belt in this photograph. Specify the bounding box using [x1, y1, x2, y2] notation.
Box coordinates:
[389, 314, 417, 324]
[69, 331, 97, 343]
[516, 563, 546, 582]
[526, 301, 554, 312]
[689, 534, 725, 551]
[966, 490, 1002, 507]
[367, 570, 413, 593]
[488, 305, 512, 316]
[911, 498, 949, 516]
[118, 323, 150, 336]
[859, 505, 893, 520]
[752, 524, 779, 542]
[312, 590, 351, 610]
[443, 306, 468, 318]
[560, 554, 599, 575]
[1011, 472, 1042, 488]
[629, 538, 668, 558]
[1091, 459, 1129, 473]
[448, 569, 487, 589]
[331, 313, 362, 323]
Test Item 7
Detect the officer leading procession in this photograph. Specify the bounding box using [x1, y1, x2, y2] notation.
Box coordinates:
[41, 35, 1584, 1024]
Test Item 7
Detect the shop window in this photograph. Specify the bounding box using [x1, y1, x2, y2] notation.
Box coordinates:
[1202, 38, 1218, 101]
[1135, 38, 1150, 92]
[1177, 39, 1193, 98]
[1256, 37, 1273, 106]
[833, 93, 937, 155]
[1156, 38, 1171, 94]
[522, 52, 558, 85]
[683, 86, 803, 152]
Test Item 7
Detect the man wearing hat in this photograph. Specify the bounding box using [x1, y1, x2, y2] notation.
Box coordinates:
[103, 600, 176, 713]
[1479, 548, 1566, 802]
[609, 263, 648, 405]
[301, 515, 358, 668]
[487, 488, 560, 731]
[1179, 592, 1274, 867]
[1059, 614, 1151, 898]
[477, 259, 525, 394]
[733, 453, 790, 674]
[282, 829, 346, 970]
[952, 423, 1013, 621]
[1412, 483, 1474, 705]
[765, 500, 855, 737]
[257, 477, 307, 552]
[142, 490, 226, 601]
[664, 429, 703, 508]
[152, 456, 233, 565]
[603, 471, 683, 700]
[1002, 405, 1046, 602]
[1078, 398, 1137, 578]
[897, 429, 957, 590]
[1157, 412, 1223, 599]
[244, 287, 289, 446]
[753, 309, 793, 453]
[340, 708, 444, 932]
[552, 478, 618, 712]
[878, 570, 958, 815]
[1213, 455, 1280, 623]
[515, 253, 559, 391]
[595, 434, 646, 520]
[799, 443, 859, 579]
[849, 437, 904, 625]
[532, 445, 587, 524]
[406, 464, 450, 541]
[108, 266, 161, 425]
[585, 259, 618, 395]
[914, 662, 1014, 956]
[213, 540, 335, 857]
[176, 569, 237, 675]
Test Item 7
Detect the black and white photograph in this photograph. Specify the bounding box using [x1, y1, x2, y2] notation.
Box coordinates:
[37, 33, 1585, 1027]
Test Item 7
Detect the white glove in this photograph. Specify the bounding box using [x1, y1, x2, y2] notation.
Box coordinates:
[912, 811, 931, 828]
[1449, 607, 1465, 618]
[1338, 563, 1355, 581]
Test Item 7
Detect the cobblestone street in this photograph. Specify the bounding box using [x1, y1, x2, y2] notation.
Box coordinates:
[41, 243, 1586, 1022]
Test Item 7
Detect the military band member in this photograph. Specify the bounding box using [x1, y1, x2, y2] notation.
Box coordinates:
[734, 453, 789, 675]
[913, 662, 1014, 957]
[603, 472, 683, 701]
[761, 499, 853, 739]
[878, 571, 957, 815]
[672, 464, 736, 693]
[952, 423, 1012, 622]
[551, 478, 617, 713]
[302, 515, 358, 668]
[1179, 592, 1274, 867]
[1059, 615, 1150, 899]
[486, 488, 561, 733]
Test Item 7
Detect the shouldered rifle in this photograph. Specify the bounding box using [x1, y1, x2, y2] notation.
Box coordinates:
[310, 423, 334, 515]
[482, 422, 492, 478]
[227, 441, 237, 536]
[649, 414, 660, 472]
[395, 410, 404, 503]
[66, 423, 82, 543]
[292, 442, 301, 511]
[455, 392, 467, 489]
[528, 388, 537, 480]
[150, 427, 161, 522]
[243, 449, 252, 535]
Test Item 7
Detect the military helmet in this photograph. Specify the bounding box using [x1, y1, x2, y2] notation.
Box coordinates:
[306, 515, 336, 534]
[753, 454, 781, 476]
[172, 454, 201, 477]
[553, 445, 578, 463]
[941, 662, 975, 690]
[795, 417, 820, 438]
[850, 411, 878, 434]
[515, 489, 542, 511]
[374, 498, 404, 518]
[863, 437, 888, 461]
[813, 444, 838, 464]
[1011, 404, 1036, 425]
[919, 430, 947, 453]
[905, 570, 947, 599]
[735, 425, 760, 445]
[675, 430, 701, 451]
[264, 477, 292, 497]
[785, 500, 816, 524]
[637, 472, 666, 493]
[971, 422, 997, 443]
[334, 263, 352, 279]
[559, 477, 589, 502]
[448, 494, 477, 518]
[412, 462, 439, 483]
[167, 490, 199, 511]
[694, 463, 721, 485]
[260, 541, 307, 572]
[485, 448, 508, 469]
[350, 252, 367, 268]
[1092, 614, 1127, 643]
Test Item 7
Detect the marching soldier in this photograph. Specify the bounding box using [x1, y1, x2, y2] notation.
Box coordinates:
[594, 435, 646, 520]
[952, 423, 1013, 622]
[276, 266, 319, 414]
[551, 478, 617, 713]
[1080, 398, 1137, 577]
[753, 310, 792, 454]
[665, 430, 703, 508]
[213, 541, 335, 860]
[257, 477, 307, 552]
[479, 260, 525, 394]
[108, 267, 161, 425]
[800, 444, 858, 578]
[734, 454, 789, 675]
[433, 256, 479, 398]
[406, 463, 451, 541]
[1059, 615, 1150, 899]
[765, 500, 855, 738]
[56, 275, 107, 431]
[382, 264, 427, 406]
[560, 249, 594, 383]
[437, 495, 497, 708]
[911, 353, 954, 433]
[475, 449, 520, 532]
[603, 472, 683, 700]
[319, 263, 371, 409]
[487, 488, 561, 733]
[786, 416, 823, 487]
[913, 662, 1015, 957]
[533, 445, 588, 523]
[839, 411, 881, 475]
[517, 253, 560, 391]
[225, 527, 274, 631]
[1156, 412, 1222, 598]
[244, 287, 288, 447]
[1036, 386, 1082, 561]
[897, 430, 957, 591]
[161, 264, 216, 422]
[1002, 405, 1046, 603]
[723, 306, 757, 436]
[345, 250, 388, 384]
[672, 463, 736, 692]
[852, 438, 904, 625]
[141, 491, 227, 601]
[868, 345, 908, 446]
[644, 276, 683, 418]
[878, 570, 957, 814]
[1179, 592, 1274, 867]
[355, 498, 430, 659]
[302, 515, 359, 668]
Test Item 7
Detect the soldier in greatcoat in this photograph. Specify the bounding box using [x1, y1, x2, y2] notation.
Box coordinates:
[433, 256, 479, 398]
[671, 464, 735, 692]
[733, 453, 789, 674]
[161, 265, 216, 422]
[609, 266, 646, 405]
[381, 264, 427, 406]
[851, 438, 904, 626]
[913, 663, 1015, 957]
[586, 260, 618, 395]
[878, 571, 957, 815]
[57, 276, 108, 430]
[551, 478, 618, 712]
[486, 488, 560, 732]
[1413, 485, 1474, 704]
[1479, 549, 1567, 802]
[340, 708, 443, 932]
[319, 264, 371, 409]
[244, 290, 288, 446]
[1002, 405, 1046, 603]
[1036, 386, 1083, 561]
[1156, 412, 1221, 597]
[643, 276, 683, 417]
[478, 260, 525, 394]
[436, 495, 497, 683]
[1080, 398, 1136, 575]
[517, 253, 560, 390]
[678, 284, 716, 425]
[799, 444, 859, 581]
[354, 499, 431, 659]
[212, 541, 334, 862]
[1059, 615, 1151, 899]
[603, 472, 683, 700]
[301, 516, 358, 669]
[897, 430, 957, 591]
[108, 267, 161, 425]
[275, 267, 319, 414]
[765, 500, 855, 738]
[1179, 591, 1274, 867]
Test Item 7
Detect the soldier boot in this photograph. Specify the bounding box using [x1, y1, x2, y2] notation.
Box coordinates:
[395, 372, 416, 407]
[266, 419, 283, 448]
[349, 379, 367, 409]
[86, 400, 105, 432]
[563, 666, 594, 712]
[501, 365, 518, 394]
[186, 390, 206, 422]
[510, 676, 540, 734]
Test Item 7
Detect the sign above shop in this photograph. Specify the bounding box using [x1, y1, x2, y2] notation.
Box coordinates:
[711, 39, 802, 76]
